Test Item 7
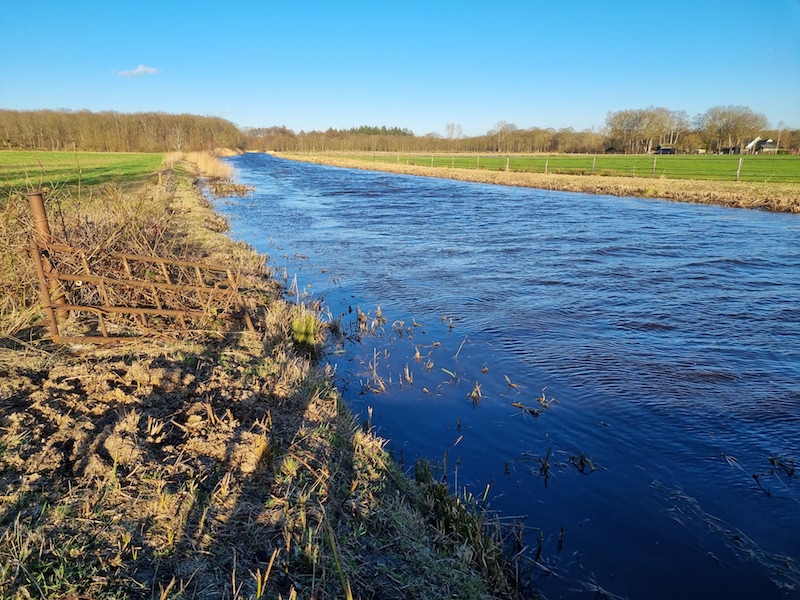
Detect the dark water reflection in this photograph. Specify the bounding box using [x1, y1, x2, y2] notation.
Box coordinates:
[217, 153, 800, 599]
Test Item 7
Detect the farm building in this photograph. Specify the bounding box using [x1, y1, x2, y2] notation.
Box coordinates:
[754, 139, 778, 154]
[744, 137, 778, 154]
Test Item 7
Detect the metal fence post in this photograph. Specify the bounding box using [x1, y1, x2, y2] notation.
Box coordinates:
[28, 240, 61, 341]
[26, 190, 52, 245]
[26, 190, 67, 335]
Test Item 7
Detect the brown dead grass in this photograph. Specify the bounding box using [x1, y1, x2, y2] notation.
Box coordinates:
[165, 152, 234, 180]
[277, 153, 800, 214]
[0, 157, 517, 600]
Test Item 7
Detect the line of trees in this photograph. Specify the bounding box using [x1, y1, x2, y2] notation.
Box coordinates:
[242, 123, 609, 154]
[605, 107, 690, 154]
[2, 107, 797, 156]
[346, 125, 414, 136]
[603, 105, 788, 154]
[696, 106, 772, 153]
[0, 110, 243, 153]
[243, 106, 797, 155]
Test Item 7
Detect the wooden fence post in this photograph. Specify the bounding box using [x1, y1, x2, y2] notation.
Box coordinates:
[592, 156, 597, 176]
[736, 156, 743, 181]
[506, 157, 510, 172]
[652, 156, 657, 177]
[545, 158, 549, 174]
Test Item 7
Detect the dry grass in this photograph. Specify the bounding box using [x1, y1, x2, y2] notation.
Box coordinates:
[165, 151, 235, 180]
[0, 162, 264, 340]
[0, 157, 518, 599]
[276, 153, 800, 214]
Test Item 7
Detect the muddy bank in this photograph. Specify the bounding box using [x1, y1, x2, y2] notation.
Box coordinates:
[275, 152, 800, 213]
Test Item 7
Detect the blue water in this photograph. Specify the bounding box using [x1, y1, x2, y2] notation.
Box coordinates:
[217, 153, 800, 599]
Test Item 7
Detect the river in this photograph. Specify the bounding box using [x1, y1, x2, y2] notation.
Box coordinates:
[215, 153, 799, 599]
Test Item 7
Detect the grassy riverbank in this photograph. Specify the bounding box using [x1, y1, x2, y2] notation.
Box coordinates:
[335, 153, 800, 183]
[0, 153, 517, 599]
[275, 152, 800, 213]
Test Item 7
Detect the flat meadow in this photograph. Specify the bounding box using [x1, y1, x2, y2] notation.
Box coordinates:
[0, 151, 164, 190]
[354, 152, 800, 183]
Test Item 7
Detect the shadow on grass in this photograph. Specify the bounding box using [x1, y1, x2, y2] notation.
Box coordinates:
[0, 327, 342, 598]
[0, 323, 515, 599]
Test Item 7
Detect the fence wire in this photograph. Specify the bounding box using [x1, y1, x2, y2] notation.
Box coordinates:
[351, 153, 800, 183]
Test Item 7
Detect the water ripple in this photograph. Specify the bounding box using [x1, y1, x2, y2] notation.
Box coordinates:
[219, 153, 800, 600]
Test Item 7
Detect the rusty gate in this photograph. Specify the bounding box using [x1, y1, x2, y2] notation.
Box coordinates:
[26, 191, 255, 344]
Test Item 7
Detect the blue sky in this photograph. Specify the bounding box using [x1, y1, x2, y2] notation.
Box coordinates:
[2, 1, 799, 136]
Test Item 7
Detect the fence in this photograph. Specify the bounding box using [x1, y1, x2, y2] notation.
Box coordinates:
[26, 191, 254, 344]
[349, 153, 800, 184]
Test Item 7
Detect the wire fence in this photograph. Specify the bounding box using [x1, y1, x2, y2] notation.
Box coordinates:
[348, 153, 800, 184]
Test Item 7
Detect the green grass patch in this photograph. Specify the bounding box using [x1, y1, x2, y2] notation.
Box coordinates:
[0, 150, 164, 190]
[359, 152, 800, 183]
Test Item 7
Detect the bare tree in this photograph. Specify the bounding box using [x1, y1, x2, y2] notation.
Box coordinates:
[444, 122, 463, 140]
[169, 124, 188, 152]
[489, 121, 518, 152]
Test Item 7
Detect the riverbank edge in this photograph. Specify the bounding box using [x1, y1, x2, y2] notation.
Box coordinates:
[0, 162, 517, 599]
[274, 152, 800, 214]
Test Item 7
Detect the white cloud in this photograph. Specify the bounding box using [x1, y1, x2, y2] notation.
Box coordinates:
[118, 64, 158, 78]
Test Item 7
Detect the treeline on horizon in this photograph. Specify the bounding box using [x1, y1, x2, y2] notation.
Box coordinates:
[2, 107, 798, 155]
[0, 110, 242, 153]
[245, 106, 799, 155]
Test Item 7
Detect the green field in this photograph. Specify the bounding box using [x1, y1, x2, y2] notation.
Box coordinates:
[0, 151, 164, 190]
[356, 153, 800, 183]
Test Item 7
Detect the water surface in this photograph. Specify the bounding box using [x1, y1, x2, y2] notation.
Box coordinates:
[217, 153, 799, 599]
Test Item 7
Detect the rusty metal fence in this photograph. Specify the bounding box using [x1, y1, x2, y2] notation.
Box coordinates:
[26, 191, 254, 344]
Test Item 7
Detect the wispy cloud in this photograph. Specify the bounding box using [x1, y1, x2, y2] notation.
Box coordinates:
[118, 64, 158, 78]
